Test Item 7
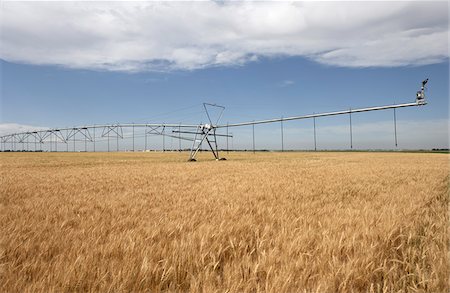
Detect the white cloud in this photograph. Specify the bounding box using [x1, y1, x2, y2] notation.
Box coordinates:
[0, 123, 48, 136]
[0, 1, 448, 72]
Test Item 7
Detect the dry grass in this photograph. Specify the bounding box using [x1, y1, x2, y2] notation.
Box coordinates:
[0, 151, 448, 292]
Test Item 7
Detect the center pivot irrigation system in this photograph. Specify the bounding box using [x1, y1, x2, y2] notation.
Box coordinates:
[1, 80, 428, 161]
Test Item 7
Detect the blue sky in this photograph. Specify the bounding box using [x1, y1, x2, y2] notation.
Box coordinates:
[0, 1, 448, 150]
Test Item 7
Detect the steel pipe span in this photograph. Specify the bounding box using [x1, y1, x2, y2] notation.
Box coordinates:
[216, 101, 427, 128]
[0, 100, 426, 141]
[0, 123, 198, 139]
[0, 78, 430, 160]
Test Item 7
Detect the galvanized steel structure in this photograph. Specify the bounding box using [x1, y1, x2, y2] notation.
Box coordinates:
[0, 80, 429, 161]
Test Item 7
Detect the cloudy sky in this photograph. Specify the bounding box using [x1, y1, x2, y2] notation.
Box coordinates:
[1, 1, 448, 150]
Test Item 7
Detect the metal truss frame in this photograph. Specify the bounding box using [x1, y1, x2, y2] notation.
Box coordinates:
[0, 80, 429, 161]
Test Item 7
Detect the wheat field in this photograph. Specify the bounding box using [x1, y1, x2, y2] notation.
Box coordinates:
[0, 151, 448, 292]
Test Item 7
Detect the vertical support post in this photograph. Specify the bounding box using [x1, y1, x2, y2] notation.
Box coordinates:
[35, 135, 37, 152]
[349, 109, 353, 149]
[313, 116, 317, 151]
[107, 128, 110, 152]
[66, 129, 69, 152]
[199, 124, 203, 151]
[189, 126, 200, 160]
[145, 126, 147, 151]
[281, 117, 284, 152]
[55, 132, 58, 152]
[394, 107, 398, 147]
[73, 130, 76, 152]
[226, 122, 229, 154]
[162, 126, 165, 152]
[50, 132, 52, 152]
[212, 129, 219, 158]
[85, 129, 87, 152]
[93, 126, 96, 152]
[178, 123, 181, 152]
[252, 122, 255, 154]
[116, 127, 119, 152]
[132, 123, 135, 152]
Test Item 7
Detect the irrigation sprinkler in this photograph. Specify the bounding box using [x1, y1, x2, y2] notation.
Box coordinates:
[0, 80, 428, 160]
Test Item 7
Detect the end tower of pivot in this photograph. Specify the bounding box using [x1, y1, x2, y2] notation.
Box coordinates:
[416, 78, 428, 105]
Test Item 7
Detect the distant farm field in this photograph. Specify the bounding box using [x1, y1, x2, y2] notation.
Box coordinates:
[1, 152, 448, 292]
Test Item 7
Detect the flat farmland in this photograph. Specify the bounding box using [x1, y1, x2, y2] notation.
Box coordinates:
[1, 152, 448, 292]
